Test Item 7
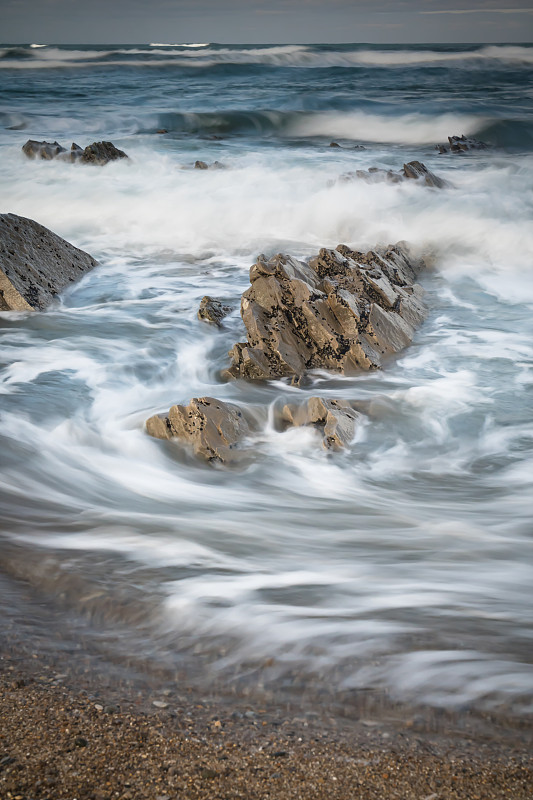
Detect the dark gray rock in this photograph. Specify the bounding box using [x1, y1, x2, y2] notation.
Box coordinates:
[198, 296, 231, 326]
[282, 397, 363, 450]
[401, 160, 449, 188]
[146, 397, 252, 464]
[347, 161, 448, 189]
[0, 213, 98, 311]
[225, 242, 426, 382]
[80, 141, 128, 165]
[436, 134, 489, 154]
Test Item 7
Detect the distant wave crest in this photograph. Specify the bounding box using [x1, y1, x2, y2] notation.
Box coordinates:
[0, 43, 532, 69]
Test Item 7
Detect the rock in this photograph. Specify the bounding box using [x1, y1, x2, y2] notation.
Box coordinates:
[282, 397, 362, 450]
[401, 160, 449, 188]
[347, 161, 448, 188]
[22, 139, 128, 165]
[194, 160, 226, 170]
[146, 397, 252, 464]
[329, 141, 341, 148]
[0, 213, 98, 311]
[156, 128, 168, 134]
[80, 141, 129, 165]
[198, 296, 231, 326]
[225, 242, 426, 382]
[22, 139, 66, 160]
[436, 134, 489, 154]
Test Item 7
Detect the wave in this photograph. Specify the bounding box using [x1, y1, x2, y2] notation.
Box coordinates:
[152, 108, 486, 145]
[0, 43, 531, 69]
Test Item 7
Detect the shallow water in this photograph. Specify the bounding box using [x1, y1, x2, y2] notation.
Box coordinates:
[1, 42, 533, 718]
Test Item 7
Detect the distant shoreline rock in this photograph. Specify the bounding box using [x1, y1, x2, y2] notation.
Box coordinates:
[435, 134, 489, 154]
[0, 213, 98, 311]
[22, 139, 129, 166]
[343, 160, 449, 189]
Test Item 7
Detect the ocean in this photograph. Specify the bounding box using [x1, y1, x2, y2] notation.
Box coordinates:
[1, 42, 532, 721]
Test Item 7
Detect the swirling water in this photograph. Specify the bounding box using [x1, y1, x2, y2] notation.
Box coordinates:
[1, 43, 533, 717]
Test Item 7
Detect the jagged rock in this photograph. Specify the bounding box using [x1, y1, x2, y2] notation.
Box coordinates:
[436, 134, 489, 154]
[146, 397, 251, 464]
[22, 140, 66, 160]
[22, 139, 129, 165]
[401, 160, 448, 188]
[198, 296, 231, 326]
[195, 160, 209, 169]
[0, 213, 98, 311]
[80, 141, 129, 165]
[282, 397, 362, 451]
[347, 161, 447, 188]
[225, 242, 426, 382]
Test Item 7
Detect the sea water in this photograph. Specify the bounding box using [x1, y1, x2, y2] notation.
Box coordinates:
[0, 43, 532, 716]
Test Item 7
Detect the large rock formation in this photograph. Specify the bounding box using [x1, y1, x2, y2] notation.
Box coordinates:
[346, 161, 448, 189]
[282, 397, 363, 451]
[0, 214, 98, 311]
[146, 397, 252, 465]
[225, 242, 426, 382]
[22, 139, 129, 166]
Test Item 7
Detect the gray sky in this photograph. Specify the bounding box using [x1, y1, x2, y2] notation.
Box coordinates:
[2, 0, 533, 44]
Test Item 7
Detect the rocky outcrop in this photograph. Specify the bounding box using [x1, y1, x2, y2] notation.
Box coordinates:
[22, 139, 129, 165]
[146, 397, 252, 465]
[0, 213, 98, 311]
[198, 296, 231, 326]
[436, 134, 489, 154]
[282, 397, 362, 451]
[80, 141, 128, 165]
[347, 161, 448, 189]
[225, 242, 426, 382]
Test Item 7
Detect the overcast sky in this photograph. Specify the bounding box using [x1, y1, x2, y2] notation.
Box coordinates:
[2, 0, 533, 44]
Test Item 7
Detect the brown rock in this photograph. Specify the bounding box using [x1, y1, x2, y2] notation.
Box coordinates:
[225, 242, 426, 382]
[0, 213, 98, 311]
[282, 397, 362, 450]
[198, 296, 231, 326]
[401, 160, 449, 188]
[146, 397, 252, 464]
[22, 139, 66, 160]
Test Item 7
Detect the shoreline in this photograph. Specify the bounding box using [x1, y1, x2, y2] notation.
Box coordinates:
[1, 654, 532, 800]
[1, 568, 532, 799]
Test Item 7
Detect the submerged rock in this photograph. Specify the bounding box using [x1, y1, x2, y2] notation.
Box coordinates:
[436, 134, 489, 154]
[198, 296, 231, 326]
[194, 160, 226, 170]
[0, 213, 98, 311]
[282, 397, 363, 450]
[146, 397, 252, 464]
[225, 242, 426, 382]
[22, 139, 129, 165]
[347, 161, 448, 189]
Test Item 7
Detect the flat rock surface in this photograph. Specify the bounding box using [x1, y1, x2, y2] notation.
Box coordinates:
[146, 396, 251, 464]
[0, 213, 98, 311]
[226, 242, 427, 382]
